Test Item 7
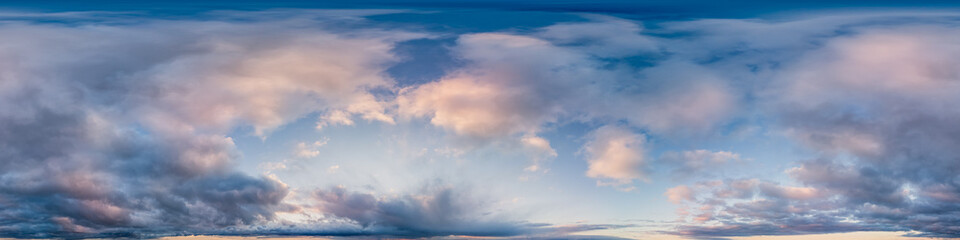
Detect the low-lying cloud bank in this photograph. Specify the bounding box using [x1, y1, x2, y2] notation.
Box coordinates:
[3, 8, 960, 240]
[309, 185, 639, 238]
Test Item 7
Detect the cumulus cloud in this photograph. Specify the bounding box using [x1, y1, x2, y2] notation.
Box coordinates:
[399, 17, 737, 138]
[133, 26, 402, 137]
[0, 11, 640, 239]
[398, 17, 738, 175]
[665, 20, 960, 238]
[397, 33, 592, 140]
[583, 125, 648, 189]
[766, 25, 960, 238]
[0, 10, 419, 238]
[396, 30, 613, 173]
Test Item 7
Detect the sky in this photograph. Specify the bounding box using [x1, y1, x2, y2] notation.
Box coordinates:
[1, 1, 960, 240]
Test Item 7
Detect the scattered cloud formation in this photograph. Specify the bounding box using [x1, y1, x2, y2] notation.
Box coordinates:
[663, 18, 960, 239]
[3, 6, 960, 240]
[665, 178, 881, 237]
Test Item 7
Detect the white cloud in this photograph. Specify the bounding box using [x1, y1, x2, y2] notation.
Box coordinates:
[583, 125, 648, 187]
[397, 18, 737, 174]
[295, 140, 328, 158]
[665, 185, 695, 204]
[521, 134, 558, 172]
[397, 33, 589, 140]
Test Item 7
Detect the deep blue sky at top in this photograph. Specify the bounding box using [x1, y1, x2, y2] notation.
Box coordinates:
[4, 0, 959, 18]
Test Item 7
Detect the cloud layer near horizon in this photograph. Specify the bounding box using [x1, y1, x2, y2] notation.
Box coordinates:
[2, 8, 960, 240]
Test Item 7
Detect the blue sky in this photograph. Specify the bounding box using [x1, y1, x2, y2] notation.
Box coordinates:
[1, 1, 960, 240]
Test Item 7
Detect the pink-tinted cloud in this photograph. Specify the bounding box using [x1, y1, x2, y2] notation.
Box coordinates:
[583, 125, 648, 188]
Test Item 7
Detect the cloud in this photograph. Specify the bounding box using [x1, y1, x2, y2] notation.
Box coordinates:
[395, 30, 611, 173]
[295, 140, 328, 158]
[397, 17, 737, 176]
[397, 33, 589, 140]
[664, 20, 960, 238]
[665, 185, 694, 204]
[664, 178, 881, 237]
[536, 14, 658, 58]
[306, 184, 638, 238]
[521, 134, 558, 172]
[311, 184, 532, 237]
[659, 150, 742, 180]
[0, 10, 420, 238]
[766, 24, 960, 238]
[583, 125, 648, 188]
[9, 7, 960, 240]
[617, 61, 739, 134]
[131, 25, 404, 137]
[398, 17, 736, 139]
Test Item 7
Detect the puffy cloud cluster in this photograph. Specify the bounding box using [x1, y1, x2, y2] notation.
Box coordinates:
[583, 125, 649, 188]
[397, 33, 595, 140]
[764, 25, 960, 238]
[0, 10, 649, 239]
[397, 17, 739, 185]
[397, 19, 739, 138]
[0, 11, 417, 238]
[664, 16, 960, 238]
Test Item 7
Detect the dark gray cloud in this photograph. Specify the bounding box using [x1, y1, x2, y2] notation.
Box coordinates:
[310, 185, 636, 238]
[313, 185, 531, 237]
[664, 178, 905, 238]
[0, 101, 292, 238]
[0, 80, 294, 239]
